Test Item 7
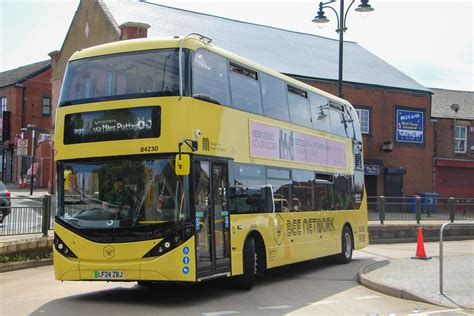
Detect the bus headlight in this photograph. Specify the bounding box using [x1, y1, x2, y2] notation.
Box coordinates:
[143, 225, 193, 258]
[54, 234, 77, 258]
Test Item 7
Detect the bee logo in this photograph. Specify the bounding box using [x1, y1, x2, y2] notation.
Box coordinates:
[103, 245, 115, 259]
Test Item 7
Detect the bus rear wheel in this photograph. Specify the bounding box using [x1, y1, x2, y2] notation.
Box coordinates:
[234, 238, 256, 290]
[334, 226, 353, 264]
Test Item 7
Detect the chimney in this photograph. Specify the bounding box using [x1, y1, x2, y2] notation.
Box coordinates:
[119, 22, 151, 40]
[48, 50, 60, 64]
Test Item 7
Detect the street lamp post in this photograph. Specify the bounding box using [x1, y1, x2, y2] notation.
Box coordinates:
[312, 0, 374, 99]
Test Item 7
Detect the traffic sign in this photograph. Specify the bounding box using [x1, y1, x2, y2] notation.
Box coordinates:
[17, 139, 28, 156]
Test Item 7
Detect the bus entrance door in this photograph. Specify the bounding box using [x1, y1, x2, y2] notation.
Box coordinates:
[194, 159, 231, 279]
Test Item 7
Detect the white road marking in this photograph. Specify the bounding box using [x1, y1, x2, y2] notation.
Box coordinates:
[309, 300, 338, 305]
[258, 305, 291, 310]
[202, 311, 240, 316]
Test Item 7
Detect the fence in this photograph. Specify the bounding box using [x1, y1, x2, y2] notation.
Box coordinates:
[368, 196, 474, 223]
[0, 196, 53, 236]
[1, 195, 474, 236]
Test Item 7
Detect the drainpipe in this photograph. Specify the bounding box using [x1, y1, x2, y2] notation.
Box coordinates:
[14, 83, 26, 129]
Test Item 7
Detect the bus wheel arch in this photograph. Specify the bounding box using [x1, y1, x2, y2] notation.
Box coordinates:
[335, 223, 354, 264]
[246, 230, 267, 277]
[235, 230, 266, 290]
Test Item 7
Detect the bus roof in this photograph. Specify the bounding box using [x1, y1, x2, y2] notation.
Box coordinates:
[69, 37, 352, 109]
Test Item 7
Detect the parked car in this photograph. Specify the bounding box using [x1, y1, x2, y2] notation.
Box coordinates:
[0, 181, 11, 223]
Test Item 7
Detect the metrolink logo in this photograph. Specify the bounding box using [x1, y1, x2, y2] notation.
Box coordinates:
[202, 138, 210, 151]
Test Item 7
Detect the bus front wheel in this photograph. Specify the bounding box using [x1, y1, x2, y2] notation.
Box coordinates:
[334, 226, 353, 264]
[234, 238, 256, 290]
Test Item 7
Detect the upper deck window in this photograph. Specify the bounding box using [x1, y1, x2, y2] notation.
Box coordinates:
[309, 92, 331, 133]
[288, 85, 311, 128]
[229, 62, 263, 115]
[192, 49, 231, 106]
[261, 73, 289, 122]
[59, 49, 181, 106]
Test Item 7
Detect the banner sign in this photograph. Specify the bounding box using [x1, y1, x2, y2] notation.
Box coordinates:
[37, 133, 52, 145]
[27, 162, 39, 176]
[364, 165, 380, 175]
[64, 106, 161, 144]
[250, 120, 346, 169]
[396, 109, 424, 144]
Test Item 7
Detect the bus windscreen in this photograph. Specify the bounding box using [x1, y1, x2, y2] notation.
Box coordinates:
[59, 48, 180, 106]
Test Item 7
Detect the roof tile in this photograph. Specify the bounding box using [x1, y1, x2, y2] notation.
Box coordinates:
[0, 60, 51, 88]
[431, 88, 474, 119]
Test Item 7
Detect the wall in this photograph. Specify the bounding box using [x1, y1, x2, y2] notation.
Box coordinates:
[434, 118, 474, 160]
[0, 67, 52, 186]
[433, 117, 474, 197]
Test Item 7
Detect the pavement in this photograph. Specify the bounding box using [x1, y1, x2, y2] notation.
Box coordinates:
[357, 241, 474, 310]
[1, 182, 473, 310]
[4, 183, 50, 198]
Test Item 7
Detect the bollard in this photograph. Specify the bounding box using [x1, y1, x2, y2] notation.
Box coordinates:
[41, 195, 52, 237]
[415, 196, 421, 224]
[378, 196, 385, 225]
[448, 197, 455, 223]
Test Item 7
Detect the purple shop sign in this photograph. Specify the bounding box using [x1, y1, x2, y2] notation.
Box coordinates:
[250, 121, 347, 169]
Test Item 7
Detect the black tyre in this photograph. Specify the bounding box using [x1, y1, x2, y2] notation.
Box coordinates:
[234, 238, 256, 290]
[334, 226, 353, 264]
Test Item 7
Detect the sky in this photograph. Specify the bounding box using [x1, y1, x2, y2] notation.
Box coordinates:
[0, 0, 472, 91]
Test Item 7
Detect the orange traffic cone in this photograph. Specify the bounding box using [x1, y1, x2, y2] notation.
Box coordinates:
[412, 227, 431, 260]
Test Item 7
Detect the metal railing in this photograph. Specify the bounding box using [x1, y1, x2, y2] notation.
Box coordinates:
[368, 196, 474, 224]
[439, 222, 474, 294]
[0, 196, 53, 236]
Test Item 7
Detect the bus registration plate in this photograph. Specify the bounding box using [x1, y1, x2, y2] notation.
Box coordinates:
[94, 271, 124, 279]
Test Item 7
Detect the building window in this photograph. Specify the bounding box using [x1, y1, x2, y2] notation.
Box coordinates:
[1, 96, 6, 112]
[355, 108, 370, 134]
[42, 96, 51, 116]
[455, 126, 467, 153]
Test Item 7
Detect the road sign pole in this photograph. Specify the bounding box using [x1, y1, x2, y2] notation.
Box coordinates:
[30, 129, 36, 196]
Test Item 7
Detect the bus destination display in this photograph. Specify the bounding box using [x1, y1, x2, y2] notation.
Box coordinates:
[64, 106, 161, 144]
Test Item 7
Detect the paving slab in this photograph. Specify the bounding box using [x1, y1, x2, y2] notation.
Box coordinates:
[358, 242, 474, 310]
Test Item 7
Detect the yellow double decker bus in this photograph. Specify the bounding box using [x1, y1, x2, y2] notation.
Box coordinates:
[54, 34, 368, 289]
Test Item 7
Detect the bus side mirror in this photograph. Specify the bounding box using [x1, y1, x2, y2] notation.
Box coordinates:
[175, 154, 190, 176]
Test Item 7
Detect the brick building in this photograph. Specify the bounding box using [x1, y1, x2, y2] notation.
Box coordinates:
[0, 60, 53, 187]
[49, 0, 434, 197]
[431, 88, 474, 197]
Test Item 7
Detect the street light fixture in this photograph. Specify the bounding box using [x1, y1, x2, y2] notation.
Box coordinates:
[312, 0, 374, 98]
